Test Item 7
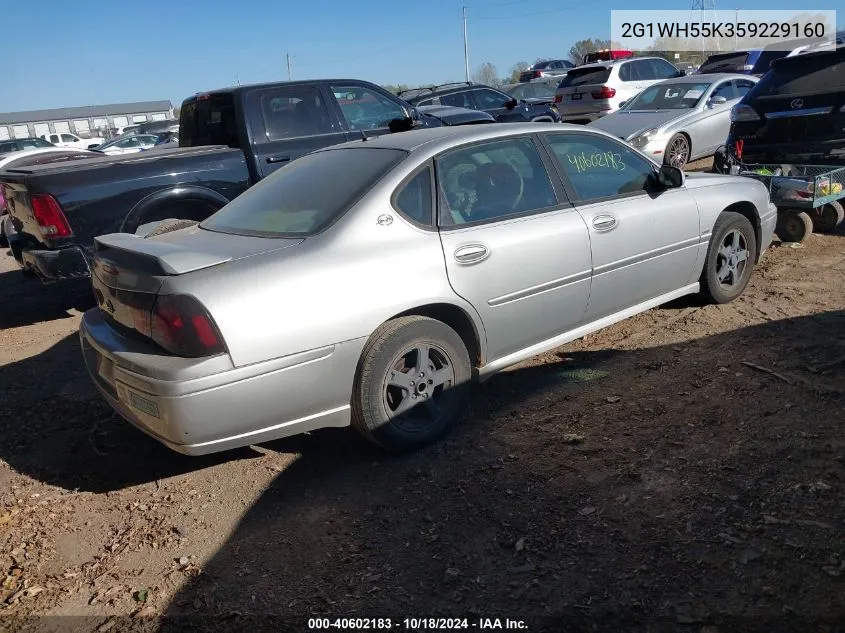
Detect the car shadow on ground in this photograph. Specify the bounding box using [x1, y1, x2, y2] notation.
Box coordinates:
[0, 267, 95, 329]
[144, 310, 843, 633]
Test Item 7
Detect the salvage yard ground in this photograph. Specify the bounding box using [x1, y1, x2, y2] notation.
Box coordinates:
[1, 183, 844, 631]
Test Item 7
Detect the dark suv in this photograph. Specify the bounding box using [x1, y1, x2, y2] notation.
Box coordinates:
[400, 82, 561, 123]
[727, 46, 845, 165]
[697, 49, 791, 77]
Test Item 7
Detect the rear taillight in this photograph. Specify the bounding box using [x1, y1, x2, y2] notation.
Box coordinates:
[731, 104, 760, 122]
[31, 193, 72, 238]
[554, 94, 563, 104]
[533, 70, 543, 78]
[591, 86, 616, 99]
[150, 294, 226, 357]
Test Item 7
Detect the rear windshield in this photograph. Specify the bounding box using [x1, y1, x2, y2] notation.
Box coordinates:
[749, 50, 787, 73]
[698, 52, 750, 74]
[179, 94, 240, 149]
[749, 53, 845, 98]
[532, 61, 552, 70]
[201, 148, 407, 237]
[559, 67, 611, 87]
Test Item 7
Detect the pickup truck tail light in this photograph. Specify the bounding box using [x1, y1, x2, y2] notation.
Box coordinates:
[591, 86, 617, 99]
[31, 193, 72, 238]
[150, 294, 227, 357]
[533, 70, 544, 79]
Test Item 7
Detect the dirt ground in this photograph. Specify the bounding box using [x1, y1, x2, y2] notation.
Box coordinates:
[1, 188, 844, 632]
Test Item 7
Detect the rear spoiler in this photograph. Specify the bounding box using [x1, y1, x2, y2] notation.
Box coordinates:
[94, 231, 232, 275]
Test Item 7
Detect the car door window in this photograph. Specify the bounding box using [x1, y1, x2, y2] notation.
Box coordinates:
[49, 135, 60, 143]
[438, 91, 474, 109]
[437, 136, 558, 226]
[257, 85, 334, 140]
[734, 79, 755, 98]
[60, 134, 77, 143]
[711, 82, 736, 101]
[650, 59, 680, 79]
[473, 88, 511, 110]
[394, 166, 433, 226]
[618, 63, 633, 82]
[545, 133, 658, 202]
[331, 85, 406, 131]
[0, 143, 14, 153]
[633, 60, 656, 81]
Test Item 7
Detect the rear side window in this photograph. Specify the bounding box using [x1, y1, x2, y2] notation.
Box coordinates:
[394, 167, 433, 225]
[202, 148, 406, 237]
[179, 94, 240, 148]
[255, 85, 334, 140]
[750, 54, 845, 97]
[699, 52, 749, 74]
[560, 67, 611, 87]
[438, 92, 474, 109]
[650, 59, 680, 79]
[0, 143, 16, 153]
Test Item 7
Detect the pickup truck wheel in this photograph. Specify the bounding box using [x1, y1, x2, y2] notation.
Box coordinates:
[144, 219, 199, 238]
[351, 316, 471, 453]
[700, 211, 757, 304]
[775, 210, 813, 243]
[813, 201, 844, 233]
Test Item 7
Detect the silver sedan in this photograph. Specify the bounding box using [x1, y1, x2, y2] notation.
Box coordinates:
[588, 73, 758, 168]
[79, 123, 776, 456]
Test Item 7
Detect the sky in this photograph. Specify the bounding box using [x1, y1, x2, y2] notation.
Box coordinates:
[1, 0, 840, 113]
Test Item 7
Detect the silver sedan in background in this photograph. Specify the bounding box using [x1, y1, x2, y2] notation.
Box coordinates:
[79, 124, 775, 456]
[588, 73, 758, 168]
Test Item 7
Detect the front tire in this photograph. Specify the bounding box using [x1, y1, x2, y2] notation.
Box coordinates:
[700, 211, 757, 304]
[351, 316, 471, 453]
[664, 133, 690, 169]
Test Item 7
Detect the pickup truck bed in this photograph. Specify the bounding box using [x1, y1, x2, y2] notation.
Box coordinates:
[2, 145, 248, 281]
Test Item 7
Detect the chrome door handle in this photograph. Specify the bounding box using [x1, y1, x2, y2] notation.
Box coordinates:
[454, 244, 489, 264]
[592, 215, 617, 231]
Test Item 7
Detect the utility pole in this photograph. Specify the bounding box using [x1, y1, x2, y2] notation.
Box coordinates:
[286, 53, 292, 81]
[734, 8, 739, 50]
[462, 6, 470, 83]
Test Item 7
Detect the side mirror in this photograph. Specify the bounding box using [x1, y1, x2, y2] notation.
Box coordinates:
[618, 100, 628, 109]
[656, 164, 684, 189]
[505, 98, 518, 110]
[708, 95, 728, 107]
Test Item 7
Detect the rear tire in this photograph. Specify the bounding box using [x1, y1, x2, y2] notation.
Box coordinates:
[700, 211, 757, 304]
[775, 210, 813, 243]
[351, 316, 471, 453]
[813, 201, 844, 233]
[144, 218, 199, 238]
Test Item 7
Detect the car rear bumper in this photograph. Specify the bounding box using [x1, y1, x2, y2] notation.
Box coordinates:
[79, 308, 365, 456]
[560, 110, 609, 124]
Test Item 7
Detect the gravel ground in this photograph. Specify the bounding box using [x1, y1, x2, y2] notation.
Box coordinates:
[1, 188, 844, 633]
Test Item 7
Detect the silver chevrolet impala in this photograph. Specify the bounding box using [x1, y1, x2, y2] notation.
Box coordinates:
[79, 123, 776, 456]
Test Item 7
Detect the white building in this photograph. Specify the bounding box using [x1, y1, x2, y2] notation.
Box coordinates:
[0, 100, 174, 140]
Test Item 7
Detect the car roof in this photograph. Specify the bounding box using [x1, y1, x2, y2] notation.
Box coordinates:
[187, 79, 388, 98]
[573, 56, 667, 70]
[316, 122, 606, 155]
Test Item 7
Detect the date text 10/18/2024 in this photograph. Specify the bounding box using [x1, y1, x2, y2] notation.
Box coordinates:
[308, 617, 528, 630]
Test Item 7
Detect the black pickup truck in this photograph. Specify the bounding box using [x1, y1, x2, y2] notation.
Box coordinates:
[1, 79, 493, 282]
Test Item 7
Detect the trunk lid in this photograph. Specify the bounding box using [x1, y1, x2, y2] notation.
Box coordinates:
[91, 225, 302, 340]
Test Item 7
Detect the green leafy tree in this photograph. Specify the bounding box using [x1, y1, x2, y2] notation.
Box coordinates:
[567, 39, 611, 64]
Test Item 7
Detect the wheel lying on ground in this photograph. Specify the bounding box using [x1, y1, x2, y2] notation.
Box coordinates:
[775, 210, 813, 243]
[143, 218, 199, 238]
[664, 133, 690, 169]
[351, 315, 472, 453]
[700, 211, 757, 304]
[813, 201, 844, 233]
